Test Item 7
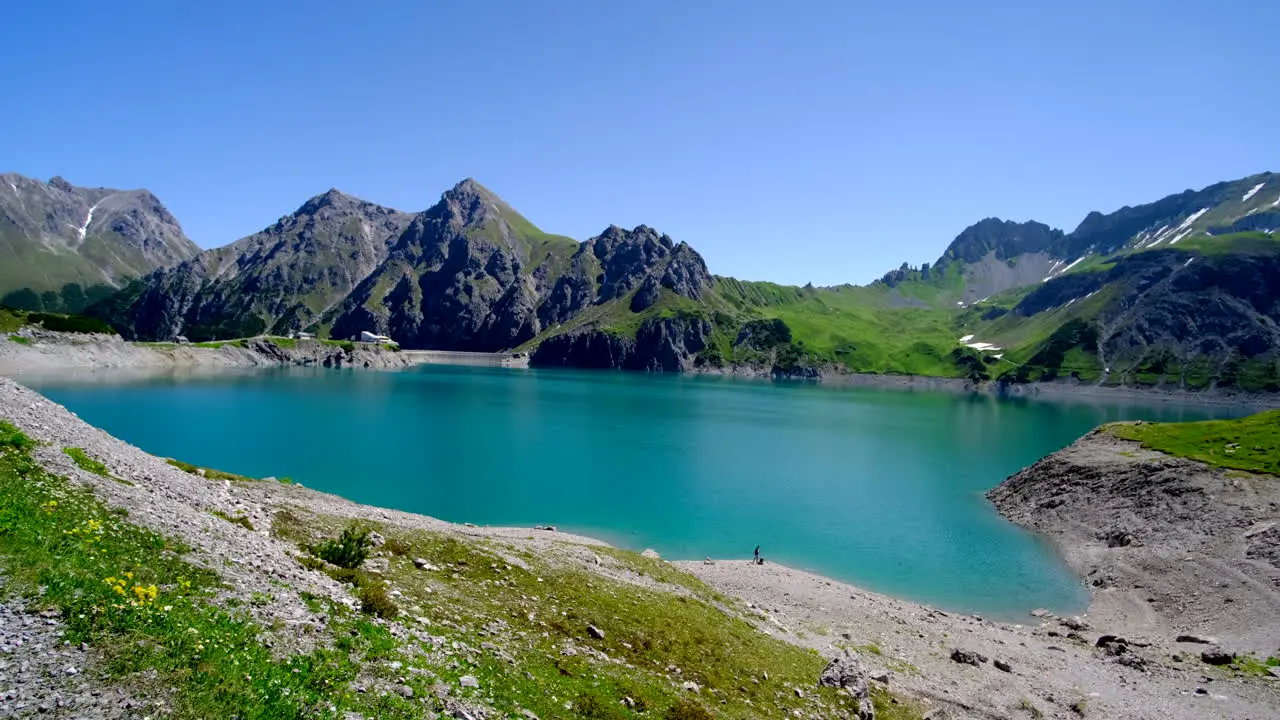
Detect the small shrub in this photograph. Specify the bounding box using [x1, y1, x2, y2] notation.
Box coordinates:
[383, 536, 412, 556]
[7, 335, 29, 345]
[358, 583, 398, 619]
[311, 524, 373, 569]
[573, 693, 625, 720]
[663, 699, 713, 720]
[64, 447, 111, 477]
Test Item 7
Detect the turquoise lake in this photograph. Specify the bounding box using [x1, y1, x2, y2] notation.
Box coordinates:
[22, 366, 1244, 618]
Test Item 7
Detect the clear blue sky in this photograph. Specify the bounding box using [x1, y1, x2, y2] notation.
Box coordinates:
[2, 1, 1275, 285]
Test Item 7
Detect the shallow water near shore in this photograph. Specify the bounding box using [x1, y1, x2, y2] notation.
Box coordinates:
[23, 365, 1246, 618]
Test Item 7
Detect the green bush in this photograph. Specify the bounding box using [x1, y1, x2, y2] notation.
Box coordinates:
[358, 583, 399, 619]
[311, 524, 373, 569]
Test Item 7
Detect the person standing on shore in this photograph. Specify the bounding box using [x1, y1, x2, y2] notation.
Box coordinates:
[753, 545, 761, 565]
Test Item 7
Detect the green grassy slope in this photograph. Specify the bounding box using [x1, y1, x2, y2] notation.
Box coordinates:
[1105, 410, 1280, 476]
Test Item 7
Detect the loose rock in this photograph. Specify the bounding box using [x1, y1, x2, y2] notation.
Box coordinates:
[1200, 649, 1234, 666]
[818, 651, 875, 719]
[1175, 634, 1216, 645]
[949, 649, 987, 667]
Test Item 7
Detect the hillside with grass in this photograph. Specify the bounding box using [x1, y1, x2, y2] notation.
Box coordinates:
[0, 173, 199, 311]
[1105, 410, 1280, 476]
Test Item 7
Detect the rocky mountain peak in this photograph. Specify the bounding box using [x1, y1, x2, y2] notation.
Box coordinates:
[432, 178, 512, 230]
[295, 188, 359, 217]
[936, 218, 1064, 268]
[446, 177, 491, 198]
[47, 176, 75, 193]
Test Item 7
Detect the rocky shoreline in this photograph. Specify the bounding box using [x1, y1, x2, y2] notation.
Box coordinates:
[693, 365, 1280, 408]
[0, 376, 1276, 718]
[0, 330, 420, 376]
[988, 429, 1280, 655]
[5, 330, 1278, 409]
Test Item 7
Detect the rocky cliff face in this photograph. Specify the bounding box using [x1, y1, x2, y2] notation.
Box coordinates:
[934, 218, 1064, 269]
[0, 173, 198, 308]
[102, 190, 413, 342]
[539, 224, 712, 325]
[530, 314, 712, 371]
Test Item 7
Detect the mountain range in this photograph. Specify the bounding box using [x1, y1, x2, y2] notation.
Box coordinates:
[3, 169, 1278, 391]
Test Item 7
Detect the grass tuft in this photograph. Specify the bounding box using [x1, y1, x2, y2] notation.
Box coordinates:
[210, 509, 255, 531]
[63, 446, 131, 485]
[165, 457, 255, 483]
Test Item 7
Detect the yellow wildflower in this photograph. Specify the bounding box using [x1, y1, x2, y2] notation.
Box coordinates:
[130, 584, 158, 603]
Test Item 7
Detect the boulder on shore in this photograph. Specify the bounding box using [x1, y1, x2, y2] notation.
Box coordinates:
[1201, 648, 1235, 666]
[817, 651, 875, 719]
[949, 649, 988, 667]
